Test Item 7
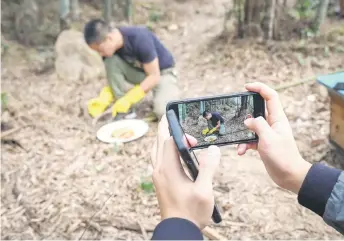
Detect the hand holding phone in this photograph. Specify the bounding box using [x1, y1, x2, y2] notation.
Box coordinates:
[151, 115, 222, 229]
[237, 83, 311, 194]
[166, 110, 222, 224]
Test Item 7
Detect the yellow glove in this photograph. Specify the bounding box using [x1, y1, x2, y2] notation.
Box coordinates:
[112, 85, 145, 117]
[208, 127, 218, 134]
[87, 86, 114, 118]
[99, 86, 114, 105]
[87, 98, 108, 118]
[202, 128, 209, 135]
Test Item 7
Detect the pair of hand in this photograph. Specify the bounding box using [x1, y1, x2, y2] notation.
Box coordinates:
[151, 82, 312, 229]
[87, 86, 145, 118]
[202, 127, 217, 136]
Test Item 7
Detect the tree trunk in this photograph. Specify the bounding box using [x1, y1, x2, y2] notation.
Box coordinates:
[238, 95, 248, 117]
[244, 0, 253, 24]
[312, 0, 330, 33]
[340, 0, 344, 16]
[126, 0, 133, 23]
[70, 0, 80, 20]
[200, 101, 205, 115]
[236, 0, 244, 38]
[242, 0, 265, 38]
[262, 0, 276, 40]
[59, 0, 70, 30]
[103, 0, 132, 24]
[103, 0, 113, 24]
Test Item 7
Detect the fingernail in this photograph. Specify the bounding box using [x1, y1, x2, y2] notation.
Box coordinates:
[244, 83, 253, 87]
[239, 145, 245, 154]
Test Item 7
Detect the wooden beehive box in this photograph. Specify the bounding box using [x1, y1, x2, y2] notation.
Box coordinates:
[317, 72, 344, 153]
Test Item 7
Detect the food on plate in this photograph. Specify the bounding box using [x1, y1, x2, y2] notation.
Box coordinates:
[112, 127, 135, 139]
[205, 136, 217, 142]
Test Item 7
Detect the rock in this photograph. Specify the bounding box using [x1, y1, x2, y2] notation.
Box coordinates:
[307, 94, 316, 102]
[55, 30, 105, 82]
[168, 24, 179, 31]
[318, 85, 328, 98]
[1, 111, 10, 123]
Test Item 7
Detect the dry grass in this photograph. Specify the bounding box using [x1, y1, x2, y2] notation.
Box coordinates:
[1, 0, 344, 239]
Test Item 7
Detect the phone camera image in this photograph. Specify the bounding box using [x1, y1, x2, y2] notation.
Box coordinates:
[177, 95, 256, 147]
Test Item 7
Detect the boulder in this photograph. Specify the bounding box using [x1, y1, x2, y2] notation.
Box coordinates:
[55, 30, 105, 82]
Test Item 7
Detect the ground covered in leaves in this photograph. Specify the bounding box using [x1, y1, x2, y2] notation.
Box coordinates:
[1, 0, 344, 239]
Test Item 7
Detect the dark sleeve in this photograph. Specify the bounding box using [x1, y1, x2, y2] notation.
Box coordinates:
[151, 218, 203, 240]
[214, 113, 224, 123]
[298, 163, 341, 216]
[134, 29, 157, 64]
[323, 172, 344, 234]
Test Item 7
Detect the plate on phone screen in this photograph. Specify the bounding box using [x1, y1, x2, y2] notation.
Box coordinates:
[96, 119, 149, 143]
[204, 135, 218, 143]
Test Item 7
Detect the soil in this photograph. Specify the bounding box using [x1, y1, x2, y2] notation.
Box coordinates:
[1, 0, 344, 240]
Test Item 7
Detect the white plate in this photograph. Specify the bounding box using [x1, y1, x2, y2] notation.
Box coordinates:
[204, 135, 218, 142]
[96, 119, 149, 143]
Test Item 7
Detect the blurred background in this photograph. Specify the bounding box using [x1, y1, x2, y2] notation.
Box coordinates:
[1, 0, 344, 239]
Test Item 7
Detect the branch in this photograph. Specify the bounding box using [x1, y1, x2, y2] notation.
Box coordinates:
[274, 77, 315, 91]
[1, 125, 29, 139]
[202, 227, 226, 240]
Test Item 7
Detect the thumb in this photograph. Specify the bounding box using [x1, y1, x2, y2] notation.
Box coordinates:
[195, 145, 221, 190]
[244, 116, 273, 137]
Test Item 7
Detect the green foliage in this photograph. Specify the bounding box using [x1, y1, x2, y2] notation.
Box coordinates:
[295, 0, 318, 19]
[140, 180, 154, 193]
[1, 92, 8, 112]
[113, 142, 124, 153]
[1, 42, 9, 57]
[301, 27, 316, 38]
[295, 0, 312, 18]
[146, 22, 154, 31]
[149, 10, 162, 23]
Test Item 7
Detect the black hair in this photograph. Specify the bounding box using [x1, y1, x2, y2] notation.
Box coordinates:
[83, 19, 111, 45]
[202, 110, 210, 118]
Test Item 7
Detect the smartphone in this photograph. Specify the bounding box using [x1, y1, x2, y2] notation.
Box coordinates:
[166, 92, 265, 149]
[166, 109, 222, 224]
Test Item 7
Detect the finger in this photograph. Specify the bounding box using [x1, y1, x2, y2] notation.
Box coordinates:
[264, 106, 269, 119]
[245, 82, 287, 124]
[237, 143, 257, 156]
[151, 139, 158, 167]
[244, 116, 274, 137]
[156, 115, 171, 169]
[184, 134, 198, 148]
[195, 145, 221, 189]
[163, 137, 188, 179]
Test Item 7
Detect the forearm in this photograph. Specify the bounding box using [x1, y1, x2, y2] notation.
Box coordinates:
[140, 74, 160, 93]
[284, 158, 311, 194]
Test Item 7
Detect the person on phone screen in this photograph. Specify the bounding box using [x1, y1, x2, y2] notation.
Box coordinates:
[83, 19, 180, 119]
[151, 82, 344, 240]
[202, 111, 225, 136]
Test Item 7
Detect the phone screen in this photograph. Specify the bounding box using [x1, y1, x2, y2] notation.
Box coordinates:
[171, 93, 264, 149]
